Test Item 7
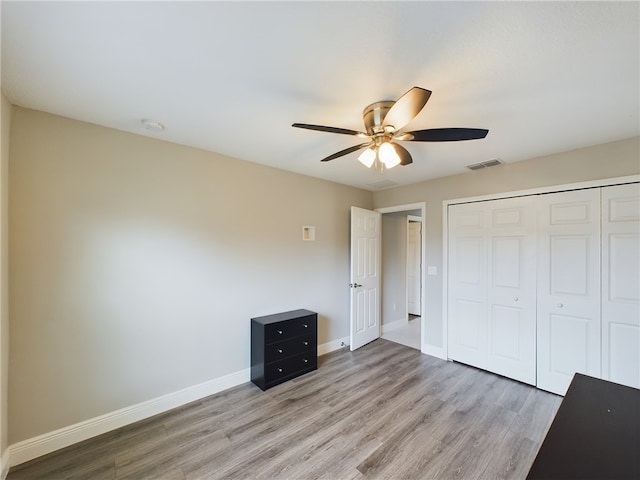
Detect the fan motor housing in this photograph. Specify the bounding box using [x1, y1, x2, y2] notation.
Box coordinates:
[363, 101, 395, 135]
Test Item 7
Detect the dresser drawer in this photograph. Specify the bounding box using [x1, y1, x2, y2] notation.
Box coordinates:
[264, 314, 316, 343]
[265, 351, 317, 385]
[265, 333, 316, 364]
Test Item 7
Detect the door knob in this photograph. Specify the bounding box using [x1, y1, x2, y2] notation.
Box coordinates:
[350, 283, 363, 288]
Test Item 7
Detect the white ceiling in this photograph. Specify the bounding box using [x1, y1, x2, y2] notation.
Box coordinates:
[2, 1, 639, 191]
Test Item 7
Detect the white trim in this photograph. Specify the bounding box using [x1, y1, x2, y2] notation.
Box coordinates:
[8, 368, 250, 467]
[441, 198, 449, 361]
[446, 174, 639, 206]
[381, 317, 408, 334]
[406, 215, 422, 319]
[375, 202, 429, 356]
[376, 202, 424, 214]
[7, 335, 349, 468]
[1, 449, 9, 480]
[422, 344, 447, 361]
[441, 174, 640, 363]
[318, 336, 349, 355]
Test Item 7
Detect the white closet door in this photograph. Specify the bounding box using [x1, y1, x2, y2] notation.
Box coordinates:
[601, 183, 640, 388]
[448, 203, 488, 370]
[449, 197, 537, 382]
[537, 189, 601, 395]
[486, 196, 537, 385]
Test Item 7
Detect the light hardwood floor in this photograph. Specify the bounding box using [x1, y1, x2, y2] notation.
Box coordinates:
[7, 339, 562, 480]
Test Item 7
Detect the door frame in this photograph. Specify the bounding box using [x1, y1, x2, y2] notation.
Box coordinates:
[406, 215, 422, 317]
[376, 202, 427, 353]
[442, 174, 640, 362]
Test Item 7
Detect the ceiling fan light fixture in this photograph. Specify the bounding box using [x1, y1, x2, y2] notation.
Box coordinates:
[378, 142, 401, 169]
[292, 86, 489, 167]
[358, 147, 376, 168]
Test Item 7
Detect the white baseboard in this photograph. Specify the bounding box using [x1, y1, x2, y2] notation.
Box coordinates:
[381, 317, 407, 334]
[422, 343, 447, 360]
[8, 336, 349, 469]
[318, 336, 349, 355]
[8, 368, 250, 468]
[1, 449, 9, 480]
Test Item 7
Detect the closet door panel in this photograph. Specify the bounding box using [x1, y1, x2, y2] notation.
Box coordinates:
[448, 205, 488, 369]
[486, 197, 537, 385]
[537, 189, 601, 395]
[602, 183, 640, 388]
[448, 197, 536, 382]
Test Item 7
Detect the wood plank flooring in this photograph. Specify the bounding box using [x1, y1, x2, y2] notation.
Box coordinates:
[7, 339, 562, 480]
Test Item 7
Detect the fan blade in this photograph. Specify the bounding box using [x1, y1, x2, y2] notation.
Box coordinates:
[292, 123, 367, 137]
[320, 142, 372, 162]
[382, 87, 432, 131]
[405, 128, 489, 142]
[391, 143, 413, 166]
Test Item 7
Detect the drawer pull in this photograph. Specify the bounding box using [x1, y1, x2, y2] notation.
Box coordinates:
[277, 349, 283, 354]
[303, 324, 308, 328]
[277, 368, 283, 373]
[278, 330, 283, 335]
[303, 341, 309, 346]
[303, 358, 308, 363]
[557, 303, 564, 308]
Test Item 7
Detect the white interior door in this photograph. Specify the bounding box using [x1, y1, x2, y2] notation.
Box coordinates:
[407, 218, 422, 316]
[537, 189, 601, 395]
[448, 203, 488, 370]
[486, 196, 537, 385]
[601, 183, 640, 388]
[350, 206, 381, 351]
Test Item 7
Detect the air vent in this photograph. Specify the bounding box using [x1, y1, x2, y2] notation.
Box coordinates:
[367, 180, 398, 190]
[466, 158, 504, 170]
[466, 163, 486, 171]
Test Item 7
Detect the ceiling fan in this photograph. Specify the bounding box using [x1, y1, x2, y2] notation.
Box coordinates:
[292, 87, 488, 170]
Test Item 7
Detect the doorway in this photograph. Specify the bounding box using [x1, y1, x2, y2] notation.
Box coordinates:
[378, 204, 425, 351]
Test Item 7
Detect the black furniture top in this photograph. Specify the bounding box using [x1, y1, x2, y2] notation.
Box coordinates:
[527, 373, 640, 479]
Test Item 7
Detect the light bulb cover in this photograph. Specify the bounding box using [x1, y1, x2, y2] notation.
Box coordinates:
[358, 147, 376, 168]
[379, 142, 401, 168]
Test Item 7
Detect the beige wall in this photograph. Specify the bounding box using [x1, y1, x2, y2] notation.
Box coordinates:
[6, 102, 639, 448]
[8, 107, 372, 443]
[373, 136, 640, 351]
[1, 92, 11, 468]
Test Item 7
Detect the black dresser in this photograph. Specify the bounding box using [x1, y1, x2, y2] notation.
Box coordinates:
[250, 309, 318, 391]
[527, 373, 640, 479]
